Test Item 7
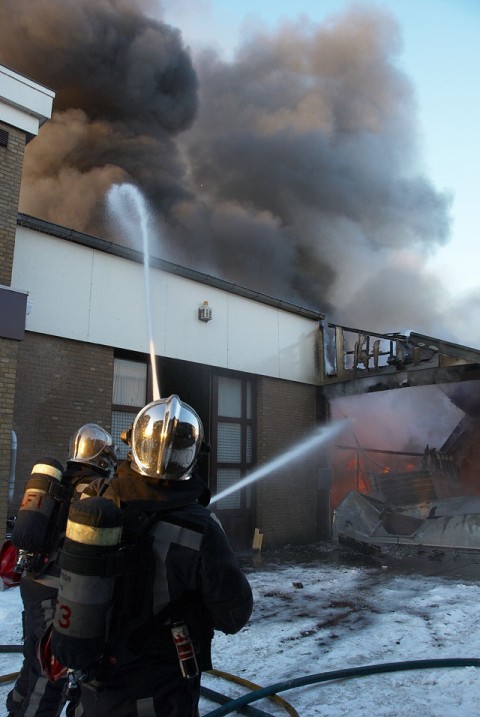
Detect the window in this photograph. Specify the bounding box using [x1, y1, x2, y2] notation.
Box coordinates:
[112, 357, 147, 459]
[214, 374, 255, 510]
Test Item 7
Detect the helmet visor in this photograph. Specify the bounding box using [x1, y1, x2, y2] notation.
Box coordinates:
[69, 424, 114, 463]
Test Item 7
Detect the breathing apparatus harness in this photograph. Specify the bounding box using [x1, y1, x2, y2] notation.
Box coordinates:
[49, 490, 202, 691]
[12, 458, 74, 577]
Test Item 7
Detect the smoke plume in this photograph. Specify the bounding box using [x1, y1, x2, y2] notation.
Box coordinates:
[0, 1, 458, 338]
[0, 0, 198, 229]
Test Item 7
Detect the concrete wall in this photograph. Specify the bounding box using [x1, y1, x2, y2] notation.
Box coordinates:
[12, 332, 114, 510]
[256, 376, 320, 548]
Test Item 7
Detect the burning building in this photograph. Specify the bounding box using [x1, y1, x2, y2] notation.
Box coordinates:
[1, 3, 479, 551]
[325, 329, 480, 550]
[2, 64, 333, 551]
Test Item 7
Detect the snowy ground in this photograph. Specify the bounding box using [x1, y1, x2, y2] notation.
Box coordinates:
[2, 542, 480, 716]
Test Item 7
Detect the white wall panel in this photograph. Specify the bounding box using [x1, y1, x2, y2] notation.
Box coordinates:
[13, 227, 320, 384]
[13, 230, 92, 340]
[164, 277, 229, 367]
[278, 312, 318, 383]
[226, 299, 279, 375]
[89, 251, 159, 352]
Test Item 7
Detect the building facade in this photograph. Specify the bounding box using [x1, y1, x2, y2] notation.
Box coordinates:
[0, 65, 54, 533]
[5, 66, 479, 552]
[9, 217, 329, 550]
[1, 66, 332, 549]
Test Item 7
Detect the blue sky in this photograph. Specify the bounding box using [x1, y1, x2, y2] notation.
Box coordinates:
[162, 0, 480, 296]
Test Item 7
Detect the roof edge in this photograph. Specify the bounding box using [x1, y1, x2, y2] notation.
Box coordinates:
[16, 213, 325, 321]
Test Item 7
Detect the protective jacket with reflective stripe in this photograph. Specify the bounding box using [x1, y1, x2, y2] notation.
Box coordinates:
[84, 463, 253, 674]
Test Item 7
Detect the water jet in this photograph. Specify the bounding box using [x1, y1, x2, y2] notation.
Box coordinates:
[210, 418, 352, 505]
[107, 183, 160, 400]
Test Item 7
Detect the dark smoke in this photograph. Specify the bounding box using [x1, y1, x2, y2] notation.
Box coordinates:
[443, 381, 480, 419]
[0, 0, 198, 230]
[0, 1, 454, 334]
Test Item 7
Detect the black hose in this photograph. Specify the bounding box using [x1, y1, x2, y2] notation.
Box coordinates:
[200, 686, 274, 717]
[202, 658, 480, 717]
[207, 668, 299, 716]
[0, 645, 23, 653]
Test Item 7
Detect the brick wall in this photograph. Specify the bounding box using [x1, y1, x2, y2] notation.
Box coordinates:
[0, 121, 26, 528]
[0, 122, 25, 286]
[12, 332, 114, 510]
[0, 339, 19, 528]
[256, 376, 321, 548]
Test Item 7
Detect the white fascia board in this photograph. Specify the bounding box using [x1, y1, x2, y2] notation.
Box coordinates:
[0, 65, 55, 135]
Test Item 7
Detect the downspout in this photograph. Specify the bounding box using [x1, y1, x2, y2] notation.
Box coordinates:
[8, 430, 17, 504]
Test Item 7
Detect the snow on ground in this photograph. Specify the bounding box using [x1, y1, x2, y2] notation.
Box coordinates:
[2, 543, 480, 716]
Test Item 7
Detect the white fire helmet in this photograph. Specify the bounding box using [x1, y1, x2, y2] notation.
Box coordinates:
[68, 423, 118, 477]
[130, 395, 204, 481]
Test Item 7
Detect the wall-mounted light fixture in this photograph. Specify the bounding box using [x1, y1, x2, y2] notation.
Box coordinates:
[198, 300, 212, 322]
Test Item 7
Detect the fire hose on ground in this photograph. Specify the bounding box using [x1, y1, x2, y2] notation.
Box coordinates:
[201, 658, 480, 716]
[206, 669, 299, 716]
[1, 649, 479, 716]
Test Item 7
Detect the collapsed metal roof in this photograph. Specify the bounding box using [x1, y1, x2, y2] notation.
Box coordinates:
[319, 323, 480, 396]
